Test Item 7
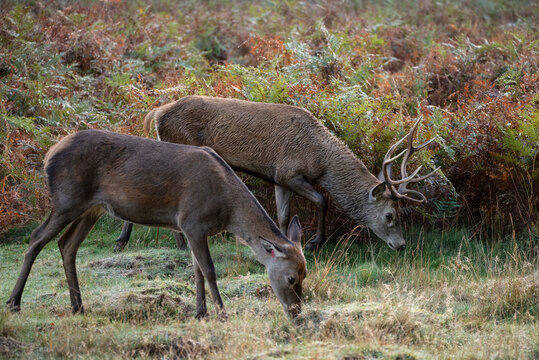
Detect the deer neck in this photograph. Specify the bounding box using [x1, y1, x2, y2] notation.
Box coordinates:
[228, 193, 290, 266]
[319, 148, 380, 223]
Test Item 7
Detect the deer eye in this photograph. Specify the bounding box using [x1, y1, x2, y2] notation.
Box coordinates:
[385, 213, 393, 222]
[287, 277, 295, 285]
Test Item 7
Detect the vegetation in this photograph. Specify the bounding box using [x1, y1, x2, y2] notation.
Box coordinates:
[0, 0, 537, 358]
[1, 218, 537, 359]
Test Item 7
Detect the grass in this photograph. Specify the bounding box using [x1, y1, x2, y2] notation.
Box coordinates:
[1, 216, 537, 359]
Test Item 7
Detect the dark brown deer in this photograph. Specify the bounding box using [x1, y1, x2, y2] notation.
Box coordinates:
[7, 130, 306, 318]
[115, 96, 438, 252]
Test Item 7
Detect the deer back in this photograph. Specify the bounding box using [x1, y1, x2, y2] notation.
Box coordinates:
[45, 130, 252, 233]
[146, 96, 342, 183]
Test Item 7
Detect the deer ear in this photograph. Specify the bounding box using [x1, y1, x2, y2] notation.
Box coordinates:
[287, 215, 302, 244]
[259, 237, 287, 258]
[368, 182, 387, 202]
[377, 169, 385, 182]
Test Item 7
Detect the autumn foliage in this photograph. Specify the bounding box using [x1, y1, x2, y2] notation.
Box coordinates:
[0, 0, 537, 240]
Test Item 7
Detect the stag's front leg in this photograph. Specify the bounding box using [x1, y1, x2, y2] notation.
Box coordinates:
[58, 206, 104, 314]
[284, 176, 327, 251]
[114, 222, 133, 252]
[185, 230, 226, 320]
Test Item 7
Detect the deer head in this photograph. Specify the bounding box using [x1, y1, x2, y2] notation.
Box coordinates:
[366, 117, 439, 250]
[258, 216, 305, 317]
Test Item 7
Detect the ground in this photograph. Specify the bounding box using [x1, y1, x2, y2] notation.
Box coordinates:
[1, 216, 537, 359]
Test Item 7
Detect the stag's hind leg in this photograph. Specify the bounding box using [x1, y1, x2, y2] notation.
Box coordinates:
[7, 209, 81, 312]
[114, 222, 133, 252]
[173, 231, 187, 250]
[58, 206, 105, 314]
[115, 224, 187, 252]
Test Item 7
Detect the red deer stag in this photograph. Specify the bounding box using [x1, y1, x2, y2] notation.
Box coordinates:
[7, 130, 306, 318]
[114, 96, 438, 251]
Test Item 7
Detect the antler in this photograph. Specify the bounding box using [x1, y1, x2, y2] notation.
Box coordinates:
[381, 117, 440, 203]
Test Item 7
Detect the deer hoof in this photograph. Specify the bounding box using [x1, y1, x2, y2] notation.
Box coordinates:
[72, 305, 85, 315]
[195, 311, 208, 320]
[7, 299, 20, 313]
[113, 239, 126, 253]
[305, 238, 324, 251]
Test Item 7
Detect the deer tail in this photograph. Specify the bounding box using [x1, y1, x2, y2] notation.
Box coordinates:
[143, 108, 158, 137]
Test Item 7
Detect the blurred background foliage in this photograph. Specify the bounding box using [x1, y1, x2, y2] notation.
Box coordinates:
[0, 0, 537, 244]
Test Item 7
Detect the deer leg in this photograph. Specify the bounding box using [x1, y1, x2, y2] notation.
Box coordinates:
[185, 230, 225, 319]
[173, 231, 187, 250]
[191, 253, 207, 319]
[275, 185, 291, 234]
[58, 206, 105, 314]
[114, 222, 133, 252]
[284, 176, 327, 251]
[7, 210, 78, 312]
[27, 216, 53, 246]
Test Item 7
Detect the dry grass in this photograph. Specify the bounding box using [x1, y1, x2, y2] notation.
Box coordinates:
[1, 220, 536, 359]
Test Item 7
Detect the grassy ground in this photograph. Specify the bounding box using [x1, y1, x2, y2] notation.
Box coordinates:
[1, 216, 537, 359]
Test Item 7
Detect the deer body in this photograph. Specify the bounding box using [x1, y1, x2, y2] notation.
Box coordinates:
[134, 96, 419, 251]
[7, 130, 306, 318]
[152, 96, 346, 185]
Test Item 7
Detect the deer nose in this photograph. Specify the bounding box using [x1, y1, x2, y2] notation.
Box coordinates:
[396, 244, 406, 252]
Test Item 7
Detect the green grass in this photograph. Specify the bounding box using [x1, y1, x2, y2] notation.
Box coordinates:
[1, 217, 537, 359]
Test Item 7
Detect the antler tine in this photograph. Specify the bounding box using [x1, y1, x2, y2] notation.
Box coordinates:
[396, 185, 427, 203]
[400, 116, 438, 181]
[383, 137, 408, 165]
[406, 166, 441, 184]
[400, 116, 423, 177]
[381, 116, 439, 202]
[382, 149, 406, 167]
[382, 163, 401, 199]
[413, 137, 437, 152]
[382, 132, 410, 199]
[396, 116, 438, 202]
[387, 165, 423, 185]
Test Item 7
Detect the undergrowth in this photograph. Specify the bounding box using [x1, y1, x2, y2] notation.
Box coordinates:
[0, 0, 537, 240]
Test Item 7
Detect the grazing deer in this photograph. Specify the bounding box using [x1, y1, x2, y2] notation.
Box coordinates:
[7, 130, 306, 318]
[115, 96, 438, 252]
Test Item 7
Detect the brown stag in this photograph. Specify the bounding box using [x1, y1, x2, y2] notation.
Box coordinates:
[114, 96, 438, 251]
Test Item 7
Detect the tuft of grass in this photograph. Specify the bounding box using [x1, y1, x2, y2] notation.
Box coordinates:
[469, 273, 538, 321]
